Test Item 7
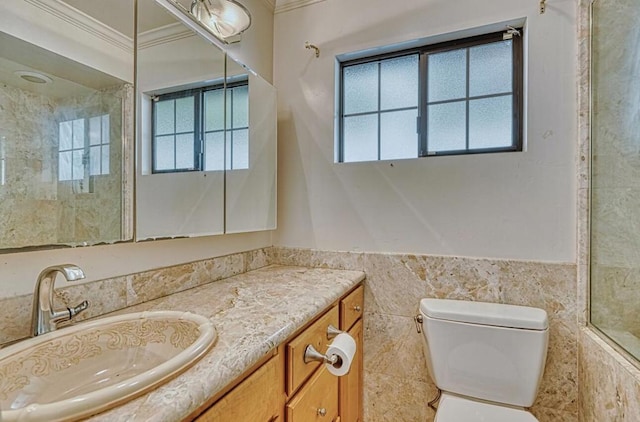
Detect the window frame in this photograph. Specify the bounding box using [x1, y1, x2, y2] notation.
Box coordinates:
[58, 114, 111, 182]
[337, 30, 524, 163]
[151, 79, 249, 174]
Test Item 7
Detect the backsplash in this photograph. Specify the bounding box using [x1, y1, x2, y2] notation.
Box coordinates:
[0, 247, 270, 345]
[0, 245, 577, 422]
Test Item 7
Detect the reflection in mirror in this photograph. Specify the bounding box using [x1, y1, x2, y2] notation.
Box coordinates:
[225, 58, 276, 233]
[135, 0, 226, 240]
[0, 1, 134, 250]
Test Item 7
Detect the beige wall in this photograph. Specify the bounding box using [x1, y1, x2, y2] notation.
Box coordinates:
[272, 0, 577, 262]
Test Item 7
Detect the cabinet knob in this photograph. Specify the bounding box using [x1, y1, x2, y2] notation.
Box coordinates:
[317, 407, 327, 417]
[353, 305, 361, 312]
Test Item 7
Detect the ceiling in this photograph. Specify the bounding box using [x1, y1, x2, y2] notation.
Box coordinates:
[61, 0, 183, 37]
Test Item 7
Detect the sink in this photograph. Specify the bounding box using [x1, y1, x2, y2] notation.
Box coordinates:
[0, 310, 217, 421]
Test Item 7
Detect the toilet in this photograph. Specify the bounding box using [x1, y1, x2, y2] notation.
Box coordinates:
[418, 298, 549, 422]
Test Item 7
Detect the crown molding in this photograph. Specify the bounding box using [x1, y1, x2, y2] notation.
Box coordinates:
[261, 0, 276, 12]
[24, 0, 133, 52]
[275, 0, 326, 14]
[138, 22, 196, 49]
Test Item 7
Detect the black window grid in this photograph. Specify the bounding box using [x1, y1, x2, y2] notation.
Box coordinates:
[151, 80, 249, 173]
[338, 30, 524, 162]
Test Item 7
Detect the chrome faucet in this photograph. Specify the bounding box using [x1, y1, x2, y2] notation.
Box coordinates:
[31, 264, 89, 336]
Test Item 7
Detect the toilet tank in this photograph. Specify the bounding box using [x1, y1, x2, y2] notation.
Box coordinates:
[419, 299, 549, 408]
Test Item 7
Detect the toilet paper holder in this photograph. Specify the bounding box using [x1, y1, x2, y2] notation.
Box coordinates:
[303, 324, 344, 365]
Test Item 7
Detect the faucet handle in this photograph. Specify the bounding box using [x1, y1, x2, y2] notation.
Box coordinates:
[68, 300, 89, 319]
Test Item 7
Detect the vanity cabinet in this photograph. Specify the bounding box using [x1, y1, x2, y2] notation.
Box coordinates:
[194, 352, 284, 422]
[191, 284, 364, 422]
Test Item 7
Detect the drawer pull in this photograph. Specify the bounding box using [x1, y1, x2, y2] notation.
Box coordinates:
[317, 407, 327, 417]
[267, 415, 279, 422]
[353, 305, 362, 312]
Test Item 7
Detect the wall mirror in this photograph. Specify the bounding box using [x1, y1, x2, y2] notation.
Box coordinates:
[135, 0, 276, 240]
[135, 0, 226, 240]
[225, 58, 276, 233]
[0, 0, 134, 251]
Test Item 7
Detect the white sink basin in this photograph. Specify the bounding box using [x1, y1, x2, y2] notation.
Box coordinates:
[0, 310, 216, 421]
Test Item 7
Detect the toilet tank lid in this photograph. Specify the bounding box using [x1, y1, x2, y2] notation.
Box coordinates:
[419, 299, 548, 330]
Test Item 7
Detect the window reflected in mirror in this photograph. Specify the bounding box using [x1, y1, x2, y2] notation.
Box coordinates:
[0, 14, 133, 250]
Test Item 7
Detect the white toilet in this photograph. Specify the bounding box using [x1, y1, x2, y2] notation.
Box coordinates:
[418, 298, 549, 422]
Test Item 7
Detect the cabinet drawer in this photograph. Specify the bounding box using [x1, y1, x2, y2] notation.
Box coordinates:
[286, 366, 338, 422]
[196, 354, 283, 422]
[287, 305, 339, 395]
[340, 286, 364, 331]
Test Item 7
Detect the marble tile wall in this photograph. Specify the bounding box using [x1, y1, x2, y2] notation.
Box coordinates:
[0, 82, 132, 249]
[0, 83, 59, 248]
[0, 247, 271, 346]
[589, 0, 640, 335]
[270, 246, 578, 422]
[577, 0, 640, 420]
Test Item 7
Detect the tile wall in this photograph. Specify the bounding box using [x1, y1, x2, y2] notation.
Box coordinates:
[271, 246, 578, 422]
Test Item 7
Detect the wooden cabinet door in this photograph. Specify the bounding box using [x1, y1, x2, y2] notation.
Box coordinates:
[196, 354, 284, 422]
[287, 305, 339, 396]
[339, 286, 364, 331]
[287, 366, 339, 422]
[339, 319, 363, 422]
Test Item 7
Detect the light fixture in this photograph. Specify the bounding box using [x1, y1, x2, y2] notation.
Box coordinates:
[14, 71, 52, 84]
[189, 0, 251, 41]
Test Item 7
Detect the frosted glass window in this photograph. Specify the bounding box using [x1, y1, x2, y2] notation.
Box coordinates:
[153, 93, 196, 172]
[88, 114, 110, 176]
[339, 29, 522, 162]
[231, 129, 249, 170]
[204, 90, 224, 131]
[89, 146, 100, 175]
[469, 41, 513, 97]
[381, 55, 419, 110]
[175, 97, 194, 133]
[230, 86, 249, 128]
[153, 81, 250, 173]
[205, 132, 224, 171]
[428, 49, 467, 102]
[469, 96, 513, 149]
[175, 134, 194, 169]
[155, 100, 174, 135]
[155, 135, 174, 171]
[59, 121, 72, 150]
[59, 115, 110, 181]
[72, 119, 84, 149]
[102, 115, 110, 142]
[72, 150, 84, 180]
[428, 102, 467, 152]
[343, 115, 378, 162]
[343, 62, 379, 114]
[380, 110, 419, 160]
[89, 117, 101, 145]
[59, 151, 72, 181]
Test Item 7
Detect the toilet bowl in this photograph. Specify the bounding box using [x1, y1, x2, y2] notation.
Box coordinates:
[436, 393, 538, 422]
[418, 298, 549, 422]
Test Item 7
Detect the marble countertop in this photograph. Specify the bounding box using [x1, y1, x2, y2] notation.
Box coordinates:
[85, 265, 365, 422]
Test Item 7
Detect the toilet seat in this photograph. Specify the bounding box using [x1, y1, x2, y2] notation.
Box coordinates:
[435, 393, 539, 422]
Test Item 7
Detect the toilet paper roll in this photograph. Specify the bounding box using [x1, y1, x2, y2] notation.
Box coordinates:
[325, 332, 356, 377]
